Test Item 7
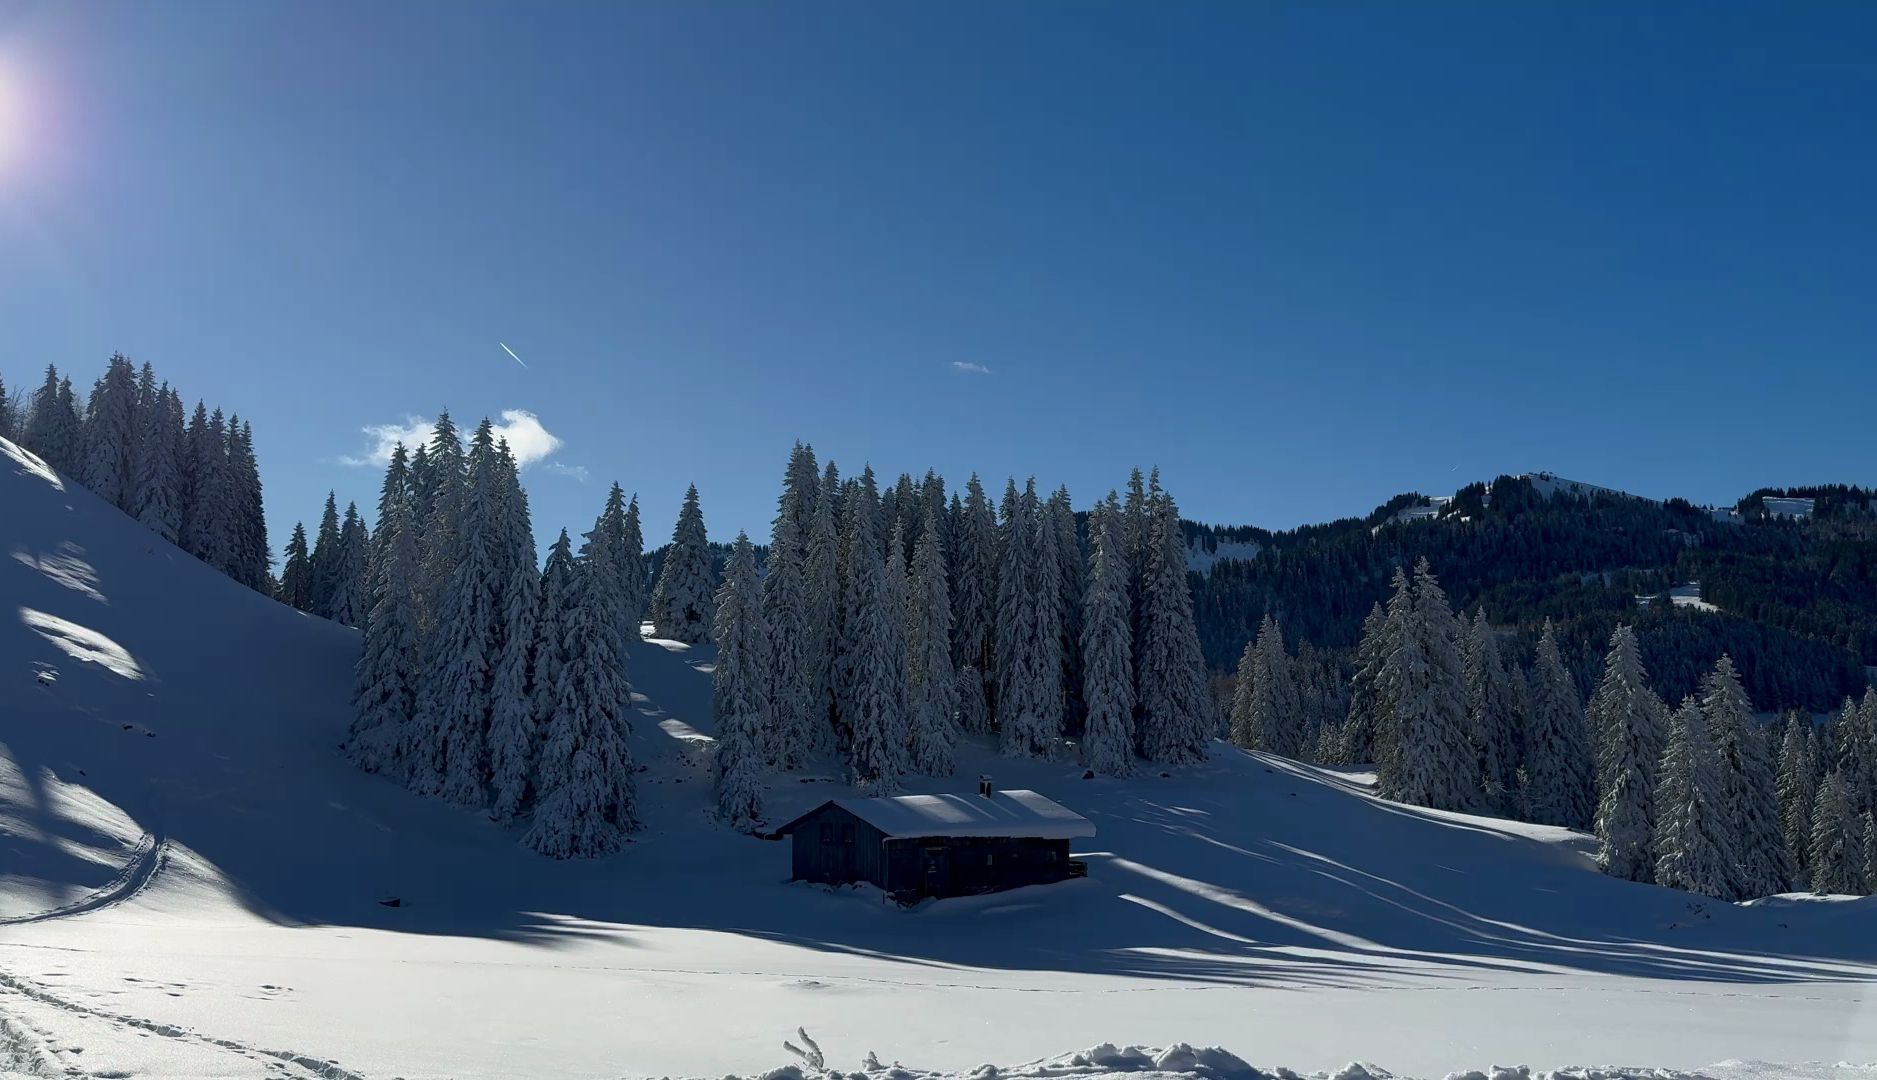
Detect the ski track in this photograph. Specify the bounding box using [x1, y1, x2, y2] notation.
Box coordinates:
[0, 969, 369, 1080]
[0, 833, 170, 928]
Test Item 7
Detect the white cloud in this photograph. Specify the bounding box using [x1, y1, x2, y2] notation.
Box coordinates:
[950, 361, 993, 375]
[339, 409, 565, 469]
[545, 462, 590, 483]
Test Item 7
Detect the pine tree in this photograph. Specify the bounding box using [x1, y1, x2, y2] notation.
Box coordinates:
[651, 484, 716, 643]
[484, 440, 540, 824]
[1592, 625, 1669, 881]
[416, 411, 467, 651]
[907, 506, 959, 776]
[185, 407, 235, 574]
[1653, 697, 1740, 899]
[950, 474, 997, 733]
[712, 534, 771, 830]
[277, 523, 314, 611]
[621, 494, 647, 635]
[423, 422, 505, 805]
[350, 476, 423, 779]
[130, 385, 184, 543]
[326, 502, 370, 627]
[308, 492, 344, 618]
[1342, 601, 1393, 764]
[1704, 655, 1792, 897]
[1236, 614, 1301, 757]
[524, 532, 579, 809]
[1048, 486, 1085, 731]
[803, 479, 843, 749]
[1135, 480, 1212, 765]
[996, 480, 1062, 758]
[1376, 561, 1473, 810]
[225, 419, 269, 590]
[580, 484, 638, 647]
[764, 454, 818, 770]
[1776, 713, 1819, 889]
[839, 473, 908, 793]
[1229, 637, 1259, 749]
[23, 366, 81, 477]
[365, 443, 413, 600]
[80, 354, 139, 510]
[1808, 771, 1864, 895]
[525, 548, 640, 858]
[1462, 609, 1521, 812]
[1522, 620, 1595, 828]
[1081, 501, 1136, 776]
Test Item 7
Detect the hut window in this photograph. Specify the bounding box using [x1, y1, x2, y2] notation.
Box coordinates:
[819, 824, 832, 842]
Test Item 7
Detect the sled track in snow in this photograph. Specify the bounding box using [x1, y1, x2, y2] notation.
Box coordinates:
[0, 969, 370, 1080]
[0, 832, 169, 927]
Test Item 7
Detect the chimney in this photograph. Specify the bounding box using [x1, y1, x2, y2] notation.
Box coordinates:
[978, 775, 993, 797]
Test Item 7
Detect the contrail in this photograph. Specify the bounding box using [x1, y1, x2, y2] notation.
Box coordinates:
[499, 341, 528, 369]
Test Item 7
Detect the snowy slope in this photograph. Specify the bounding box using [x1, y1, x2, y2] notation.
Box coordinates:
[3, 436, 1876, 1080]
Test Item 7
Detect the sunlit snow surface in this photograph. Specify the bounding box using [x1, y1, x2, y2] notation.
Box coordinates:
[2, 436, 1874, 1080]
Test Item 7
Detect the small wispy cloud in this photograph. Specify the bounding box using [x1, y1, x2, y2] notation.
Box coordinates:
[339, 409, 566, 469]
[545, 462, 591, 483]
[950, 361, 994, 375]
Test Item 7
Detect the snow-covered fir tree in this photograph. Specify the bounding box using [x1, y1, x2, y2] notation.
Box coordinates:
[80, 354, 139, 511]
[485, 441, 540, 823]
[1229, 637, 1259, 749]
[712, 534, 771, 831]
[1462, 609, 1521, 812]
[1653, 696, 1740, 899]
[1776, 712, 1819, 888]
[307, 492, 344, 618]
[1081, 499, 1136, 776]
[349, 474, 424, 780]
[838, 471, 908, 792]
[0, 373, 11, 442]
[650, 483, 716, 643]
[1704, 654, 1792, 897]
[1522, 619, 1595, 828]
[364, 443, 412, 601]
[415, 412, 467, 648]
[1135, 480, 1212, 765]
[621, 494, 647, 633]
[184, 407, 236, 575]
[1342, 600, 1393, 764]
[23, 366, 82, 478]
[224, 419, 269, 590]
[580, 484, 639, 646]
[277, 522, 314, 612]
[803, 478, 843, 749]
[996, 480, 1063, 758]
[1234, 614, 1302, 757]
[1808, 770, 1864, 895]
[521, 531, 579, 810]
[326, 502, 370, 627]
[764, 446, 820, 770]
[1591, 624, 1668, 882]
[130, 385, 184, 543]
[950, 474, 998, 733]
[1376, 561, 1474, 810]
[1048, 485, 1084, 731]
[525, 539, 640, 858]
[906, 506, 959, 776]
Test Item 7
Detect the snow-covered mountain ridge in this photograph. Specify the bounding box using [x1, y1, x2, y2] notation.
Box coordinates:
[2, 436, 1875, 1079]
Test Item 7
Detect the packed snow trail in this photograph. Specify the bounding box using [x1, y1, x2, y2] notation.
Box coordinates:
[2, 434, 1875, 1079]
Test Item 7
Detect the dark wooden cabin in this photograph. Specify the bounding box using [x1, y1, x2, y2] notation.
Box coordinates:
[775, 782, 1094, 902]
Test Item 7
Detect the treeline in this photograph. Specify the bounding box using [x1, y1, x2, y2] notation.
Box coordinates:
[345, 429, 1217, 854]
[2, 356, 269, 592]
[1190, 475, 1874, 713]
[1232, 562, 1877, 900]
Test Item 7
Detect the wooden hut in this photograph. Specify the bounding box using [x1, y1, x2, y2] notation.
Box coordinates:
[775, 781, 1095, 901]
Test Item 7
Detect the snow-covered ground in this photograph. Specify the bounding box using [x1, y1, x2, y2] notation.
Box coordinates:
[3, 436, 1875, 1080]
[1636, 583, 1720, 614]
[1184, 537, 1261, 576]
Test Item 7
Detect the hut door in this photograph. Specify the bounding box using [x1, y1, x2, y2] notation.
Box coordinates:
[923, 845, 950, 894]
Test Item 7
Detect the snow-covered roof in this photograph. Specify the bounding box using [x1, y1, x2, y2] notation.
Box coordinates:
[785, 790, 1096, 840]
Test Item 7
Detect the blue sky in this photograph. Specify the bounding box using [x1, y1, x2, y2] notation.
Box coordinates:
[2, 2, 1873, 552]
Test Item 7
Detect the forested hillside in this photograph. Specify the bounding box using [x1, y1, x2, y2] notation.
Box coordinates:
[1189, 475, 1877, 712]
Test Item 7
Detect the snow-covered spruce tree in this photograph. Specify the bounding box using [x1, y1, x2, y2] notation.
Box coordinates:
[1808, 771, 1865, 895]
[1121, 468, 1150, 636]
[277, 523, 314, 612]
[838, 473, 908, 793]
[416, 411, 467, 647]
[131, 385, 185, 543]
[79, 354, 139, 510]
[1462, 609, 1521, 812]
[1048, 485, 1085, 732]
[907, 506, 960, 776]
[326, 502, 370, 627]
[764, 452, 818, 770]
[803, 478, 843, 748]
[621, 494, 647, 632]
[0, 372, 11, 442]
[364, 443, 412, 601]
[1081, 501, 1136, 776]
[421, 422, 505, 805]
[225, 419, 269, 590]
[1246, 615, 1303, 757]
[349, 478, 424, 779]
[1376, 561, 1473, 811]
[950, 474, 998, 733]
[524, 532, 578, 801]
[1653, 696, 1740, 899]
[651, 483, 716, 643]
[1135, 480, 1212, 765]
[1522, 619, 1595, 828]
[525, 542, 640, 858]
[23, 366, 81, 477]
[485, 441, 541, 823]
[1591, 624, 1669, 882]
[1703, 654, 1792, 897]
[1776, 713, 1819, 888]
[1865, 811, 1877, 895]
[307, 492, 343, 618]
[712, 534, 771, 831]
[580, 484, 639, 646]
[1229, 637, 1259, 749]
[1341, 601, 1392, 764]
[996, 480, 1063, 758]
